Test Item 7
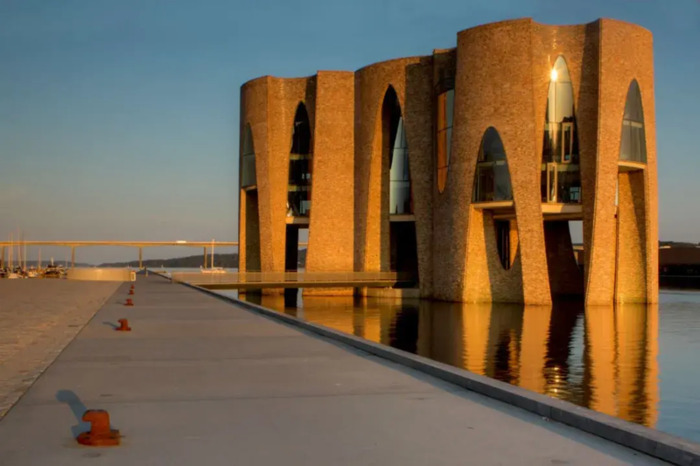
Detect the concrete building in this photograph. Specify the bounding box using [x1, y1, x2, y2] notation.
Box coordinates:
[238, 18, 657, 306]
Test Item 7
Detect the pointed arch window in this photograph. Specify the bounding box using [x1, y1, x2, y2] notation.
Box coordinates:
[436, 87, 454, 193]
[541, 56, 581, 204]
[382, 87, 412, 215]
[241, 124, 256, 189]
[620, 80, 647, 163]
[473, 127, 512, 202]
[287, 103, 312, 217]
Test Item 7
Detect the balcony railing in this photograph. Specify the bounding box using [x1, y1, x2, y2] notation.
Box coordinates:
[170, 271, 415, 288]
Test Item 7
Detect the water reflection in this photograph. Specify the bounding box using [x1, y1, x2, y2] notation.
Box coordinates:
[242, 292, 660, 428]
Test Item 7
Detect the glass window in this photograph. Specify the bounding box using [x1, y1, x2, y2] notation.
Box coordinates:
[620, 80, 647, 163]
[473, 127, 512, 202]
[541, 56, 581, 203]
[436, 89, 454, 193]
[390, 116, 412, 214]
[241, 124, 256, 188]
[287, 103, 312, 217]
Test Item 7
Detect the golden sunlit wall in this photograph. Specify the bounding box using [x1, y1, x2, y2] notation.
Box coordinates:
[238, 18, 657, 305]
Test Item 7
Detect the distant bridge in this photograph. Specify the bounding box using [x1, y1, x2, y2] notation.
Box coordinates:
[169, 271, 412, 290]
[0, 240, 308, 269]
[0, 240, 272, 269]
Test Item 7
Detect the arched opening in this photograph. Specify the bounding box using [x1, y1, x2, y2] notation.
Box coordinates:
[473, 127, 512, 203]
[615, 79, 648, 301]
[241, 124, 260, 272]
[472, 128, 516, 273]
[287, 103, 312, 217]
[384, 88, 412, 215]
[285, 103, 312, 282]
[241, 124, 256, 189]
[620, 80, 647, 164]
[538, 57, 584, 300]
[541, 56, 581, 204]
[382, 87, 418, 281]
[544, 220, 584, 299]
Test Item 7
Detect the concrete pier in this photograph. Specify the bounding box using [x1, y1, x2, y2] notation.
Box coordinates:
[0, 279, 121, 418]
[0, 276, 666, 465]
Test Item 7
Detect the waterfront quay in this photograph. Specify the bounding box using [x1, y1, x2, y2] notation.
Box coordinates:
[0, 279, 121, 417]
[0, 276, 678, 464]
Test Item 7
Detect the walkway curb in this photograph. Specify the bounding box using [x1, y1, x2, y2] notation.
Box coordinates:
[161, 275, 700, 466]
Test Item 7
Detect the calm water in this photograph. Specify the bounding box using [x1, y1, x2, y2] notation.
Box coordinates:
[214, 288, 700, 444]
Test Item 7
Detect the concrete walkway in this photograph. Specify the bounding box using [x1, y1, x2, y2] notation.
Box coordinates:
[0, 275, 666, 465]
[0, 279, 121, 418]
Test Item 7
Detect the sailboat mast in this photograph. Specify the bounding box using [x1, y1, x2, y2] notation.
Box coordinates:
[17, 228, 21, 270]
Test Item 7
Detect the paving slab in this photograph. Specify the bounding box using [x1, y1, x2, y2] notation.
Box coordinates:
[0, 279, 122, 417]
[0, 276, 667, 465]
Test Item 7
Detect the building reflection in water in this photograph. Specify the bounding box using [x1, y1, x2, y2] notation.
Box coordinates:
[247, 292, 658, 428]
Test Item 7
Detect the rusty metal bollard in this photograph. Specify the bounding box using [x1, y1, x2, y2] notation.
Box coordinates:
[76, 409, 120, 446]
[115, 318, 131, 332]
[124, 298, 134, 306]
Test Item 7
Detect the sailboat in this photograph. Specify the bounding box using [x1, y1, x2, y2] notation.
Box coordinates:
[200, 239, 226, 274]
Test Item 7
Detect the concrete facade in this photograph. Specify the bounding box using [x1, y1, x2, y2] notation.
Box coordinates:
[238, 18, 657, 305]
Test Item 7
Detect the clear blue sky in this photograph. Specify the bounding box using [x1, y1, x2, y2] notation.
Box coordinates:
[1, 0, 698, 263]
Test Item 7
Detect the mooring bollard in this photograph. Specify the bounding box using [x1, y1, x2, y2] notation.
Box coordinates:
[115, 319, 131, 332]
[124, 298, 133, 306]
[76, 409, 120, 446]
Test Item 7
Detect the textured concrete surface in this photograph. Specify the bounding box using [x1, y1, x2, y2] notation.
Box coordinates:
[220, 287, 700, 465]
[0, 279, 121, 418]
[0, 276, 668, 465]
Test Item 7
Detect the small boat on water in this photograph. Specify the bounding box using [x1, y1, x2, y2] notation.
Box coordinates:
[200, 266, 226, 274]
[200, 239, 227, 274]
[43, 264, 63, 278]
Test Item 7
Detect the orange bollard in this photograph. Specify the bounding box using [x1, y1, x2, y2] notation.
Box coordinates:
[124, 298, 133, 306]
[76, 409, 120, 446]
[115, 318, 131, 332]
